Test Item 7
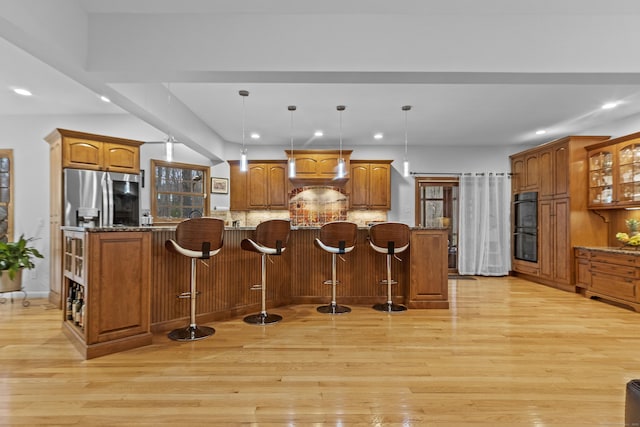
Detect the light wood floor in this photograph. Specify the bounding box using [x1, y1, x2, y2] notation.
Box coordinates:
[0, 276, 638, 426]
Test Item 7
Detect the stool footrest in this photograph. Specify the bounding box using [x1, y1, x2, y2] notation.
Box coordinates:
[177, 291, 200, 299]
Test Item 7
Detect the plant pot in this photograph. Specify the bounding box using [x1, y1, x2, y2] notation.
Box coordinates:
[0, 269, 22, 293]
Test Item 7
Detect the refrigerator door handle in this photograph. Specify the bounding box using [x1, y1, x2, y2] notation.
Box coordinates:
[101, 174, 110, 227]
[106, 173, 114, 227]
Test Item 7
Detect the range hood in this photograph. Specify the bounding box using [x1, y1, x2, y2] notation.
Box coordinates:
[286, 149, 351, 185]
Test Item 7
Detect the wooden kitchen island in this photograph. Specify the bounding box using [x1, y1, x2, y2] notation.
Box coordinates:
[62, 226, 448, 358]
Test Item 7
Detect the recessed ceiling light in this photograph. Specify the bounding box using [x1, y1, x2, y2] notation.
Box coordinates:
[374, 133, 383, 140]
[536, 130, 546, 135]
[250, 132, 260, 139]
[13, 88, 32, 96]
[100, 95, 111, 103]
[314, 131, 323, 137]
[602, 102, 619, 110]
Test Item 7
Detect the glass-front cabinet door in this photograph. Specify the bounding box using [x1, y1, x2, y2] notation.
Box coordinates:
[617, 142, 640, 206]
[588, 149, 614, 207]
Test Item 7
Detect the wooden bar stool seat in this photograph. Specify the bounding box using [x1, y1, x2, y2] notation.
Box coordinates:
[314, 221, 358, 314]
[369, 222, 410, 312]
[240, 219, 291, 325]
[165, 217, 224, 341]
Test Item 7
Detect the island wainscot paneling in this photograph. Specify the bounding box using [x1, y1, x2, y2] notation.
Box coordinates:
[149, 227, 448, 333]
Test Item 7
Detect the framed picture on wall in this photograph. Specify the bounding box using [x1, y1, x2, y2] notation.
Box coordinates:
[211, 177, 228, 194]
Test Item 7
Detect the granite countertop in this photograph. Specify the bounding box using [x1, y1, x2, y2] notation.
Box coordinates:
[575, 245, 640, 255]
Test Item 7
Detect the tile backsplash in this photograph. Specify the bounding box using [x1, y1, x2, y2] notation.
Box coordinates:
[212, 185, 388, 227]
[289, 186, 347, 226]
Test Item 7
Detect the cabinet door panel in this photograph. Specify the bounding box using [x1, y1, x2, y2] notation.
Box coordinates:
[104, 143, 139, 173]
[553, 144, 569, 197]
[268, 164, 287, 209]
[369, 164, 390, 208]
[538, 200, 553, 280]
[63, 138, 103, 170]
[553, 198, 570, 285]
[525, 153, 539, 189]
[349, 164, 369, 208]
[248, 164, 268, 208]
[538, 149, 553, 198]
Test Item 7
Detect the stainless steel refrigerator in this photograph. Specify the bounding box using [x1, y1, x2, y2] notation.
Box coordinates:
[64, 169, 140, 227]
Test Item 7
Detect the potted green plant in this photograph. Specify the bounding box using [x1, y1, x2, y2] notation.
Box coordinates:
[0, 235, 44, 293]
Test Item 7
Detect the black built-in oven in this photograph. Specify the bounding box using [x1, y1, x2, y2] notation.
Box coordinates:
[513, 191, 537, 262]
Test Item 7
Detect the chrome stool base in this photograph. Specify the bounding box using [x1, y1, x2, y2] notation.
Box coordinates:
[317, 303, 351, 314]
[168, 325, 215, 341]
[373, 302, 407, 313]
[243, 312, 283, 325]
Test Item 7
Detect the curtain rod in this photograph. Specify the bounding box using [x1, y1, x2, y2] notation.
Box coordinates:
[410, 172, 513, 176]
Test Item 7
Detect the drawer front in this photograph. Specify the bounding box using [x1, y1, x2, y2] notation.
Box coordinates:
[575, 248, 590, 259]
[590, 261, 636, 279]
[591, 272, 637, 301]
[513, 261, 539, 276]
[590, 251, 640, 268]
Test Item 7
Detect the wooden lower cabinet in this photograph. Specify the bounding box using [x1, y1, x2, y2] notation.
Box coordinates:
[575, 247, 640, 311]
[408, 229, 449, 308]
[61, 229, 152, 359]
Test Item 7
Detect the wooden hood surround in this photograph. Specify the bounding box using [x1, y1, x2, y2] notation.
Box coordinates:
[285, 150, 352, 186]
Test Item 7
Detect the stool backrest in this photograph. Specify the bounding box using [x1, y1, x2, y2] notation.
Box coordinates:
[254, 219, 291, 250]
[319, 221, 358, 249]
[369, 222, 410, 253]
[175, 217, 225, 252]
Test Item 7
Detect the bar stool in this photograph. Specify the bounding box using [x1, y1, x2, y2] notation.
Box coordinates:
[314, 221, 358, 314]
[369, 222, 410, 312]
[241, 219, 291, 325]
[165, 217, 224, 341]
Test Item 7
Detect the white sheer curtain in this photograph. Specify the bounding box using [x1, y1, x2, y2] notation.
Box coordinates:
[458, 173, 511, 276]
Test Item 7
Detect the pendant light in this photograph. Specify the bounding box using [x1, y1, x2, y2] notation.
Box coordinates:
[165, 83, 175, 162]
[336, 105, 346, 179]
[288, 105, 297, 178]
[239, 90, 249, 172]
[402, 105, 412, 177]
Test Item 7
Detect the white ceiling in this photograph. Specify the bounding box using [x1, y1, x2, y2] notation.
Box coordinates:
[2, 0, 640, 160]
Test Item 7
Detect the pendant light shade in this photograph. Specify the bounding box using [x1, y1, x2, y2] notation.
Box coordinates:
[165, 83, 176, 162]
[336, 105, 346, 179]
[239, 90, 249, 172]
[288, 105, 297, 178]
[402, 105, 411, 177]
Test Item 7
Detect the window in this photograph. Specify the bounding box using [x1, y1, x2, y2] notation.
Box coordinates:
[150, 159, 209, 223]
[0, 150, 12, 242]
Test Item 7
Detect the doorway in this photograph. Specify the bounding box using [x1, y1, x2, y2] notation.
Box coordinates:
[415, 177, 459, 272]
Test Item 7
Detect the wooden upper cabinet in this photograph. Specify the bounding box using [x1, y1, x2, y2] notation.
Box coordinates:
[524, 152, 539, 190]
[54, 129, 143, 173]
[553, 143, 569, 197]
[538, 142, 569, 199]
[510, 152, 538, 192]
[267, 163, 287, 209]
[586, 133, 640, 209]
[240, 161, 288, 210]
[63, 137, 103, 170]
[538, 149, 553, 198]
[229, 161, 248, 211]
[104, 143, 140, 172]
[511, 155, 524, 193]
[348, 161, 391, 210]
